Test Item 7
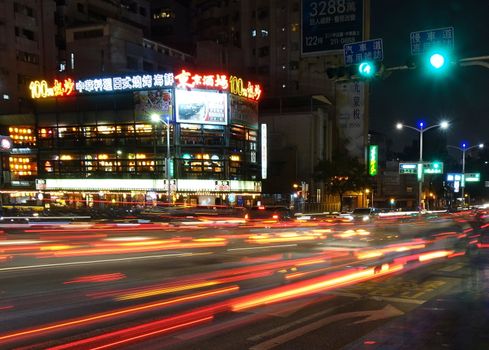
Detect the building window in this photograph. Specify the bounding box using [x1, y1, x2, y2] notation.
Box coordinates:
[257, 7, 268, 19]
[15, 27, 35, 41]
[291, 23, 299, 32]
[143, 60, 153, 72]
[251, 29, 256, 37]
[126, 56, 138, 70]
[16, 50, 39, 65]
[17, 74, 31, 85]
[14, 3, 34, 17]
[153, 9, 174, 19]
[289, 61, 299, 70]
[258, 46, 269, 57]
[73, 29, 104, 40]
[260, 29, 268, 37]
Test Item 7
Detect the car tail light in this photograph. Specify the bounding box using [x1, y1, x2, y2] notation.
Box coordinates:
[272, 214, 279, 219]
[245, 213, 249, 220]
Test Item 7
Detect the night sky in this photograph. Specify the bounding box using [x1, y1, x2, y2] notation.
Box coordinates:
[370, 0, 489, 151]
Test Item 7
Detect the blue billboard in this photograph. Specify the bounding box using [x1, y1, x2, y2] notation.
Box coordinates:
[302, 0, 364, 55]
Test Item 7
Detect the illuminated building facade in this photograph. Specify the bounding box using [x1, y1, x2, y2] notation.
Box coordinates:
[1, 69, 263, 206]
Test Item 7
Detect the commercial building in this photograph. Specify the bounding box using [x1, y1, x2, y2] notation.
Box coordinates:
[1, 69, 263, 207]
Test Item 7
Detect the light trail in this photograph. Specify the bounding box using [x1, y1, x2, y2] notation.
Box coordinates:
[0, 252, 211, 273]
[0, 286, 238, 343]
[231, 263, 404, 311]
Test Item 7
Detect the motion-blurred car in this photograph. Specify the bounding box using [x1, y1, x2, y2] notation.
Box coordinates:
[245, 206, 293, 221]
[349, 207, 381, 222]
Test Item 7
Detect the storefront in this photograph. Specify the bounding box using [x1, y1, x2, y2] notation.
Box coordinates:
[1, 69, 265, 207]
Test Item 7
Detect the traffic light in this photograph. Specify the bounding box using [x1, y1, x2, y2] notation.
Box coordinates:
[0, 136, 12, 152]
[326, 62, 384, 81]
[429, 53, 445, 69]
[358, 61, 376, 78]
[425, 49, 453, 74]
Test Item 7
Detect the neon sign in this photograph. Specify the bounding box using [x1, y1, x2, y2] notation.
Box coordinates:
[174, 70, 229, 90]
[75, 73, 174, 93]
[369, 145, 378, 176]
[174, 70, 262, 101]
[229, 76, 262, 101]
[29, 74, 175, 99]
[28, 70, 263, 100]
[29, 78, 75, 98]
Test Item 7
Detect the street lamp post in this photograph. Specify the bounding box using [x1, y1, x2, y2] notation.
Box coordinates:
[151, 113, 172, 204]
[447, 142, 483, 206]
[396, 120, 449, 211]
[365, 188, 374, 208]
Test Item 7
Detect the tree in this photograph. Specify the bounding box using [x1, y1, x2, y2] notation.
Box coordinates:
[314, 153, 370, 212]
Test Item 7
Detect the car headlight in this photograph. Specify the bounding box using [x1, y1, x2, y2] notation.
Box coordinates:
[362, 215, 370, 221]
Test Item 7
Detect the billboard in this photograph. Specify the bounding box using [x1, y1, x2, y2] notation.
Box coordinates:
[301, 0, 364, 55]
[230, 95, 259, 129]
[175, 89, 228, 125]
[336, 81, 365, 159]
[134, 89, 172, 119]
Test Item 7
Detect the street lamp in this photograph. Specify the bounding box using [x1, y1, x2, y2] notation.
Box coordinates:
[447, 142, 484, 205]
[150, 113, 172, 204]
[396, 120, 449, 211]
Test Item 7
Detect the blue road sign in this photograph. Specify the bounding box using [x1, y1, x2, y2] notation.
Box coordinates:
[344, 38, 383, 65]
[410, 27, 454, 55]
[301, 0, 363, 55]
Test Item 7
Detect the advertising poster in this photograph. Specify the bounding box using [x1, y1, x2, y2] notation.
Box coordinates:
[134, 89, 172, 119]
[175, 89, 228, 125]
[335, 81, 365, 159]
[229, 95, 259, 129]
[301, 0, 363, 55]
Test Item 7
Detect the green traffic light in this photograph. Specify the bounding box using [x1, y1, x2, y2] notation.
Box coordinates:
[358, 62, 375, 78]
[429, 53, 445, 69]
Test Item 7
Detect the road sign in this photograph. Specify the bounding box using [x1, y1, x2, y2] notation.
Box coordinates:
[447, 173, 462, 182]
[400, 162, 443, 175]
[410, 27, 454, 55]
[465, 173, 480, 182]
[301, 0, 363, 55]
[344, 39, 383, 65]
[399, 163, 417, 174]
[423, 161, 443, 174]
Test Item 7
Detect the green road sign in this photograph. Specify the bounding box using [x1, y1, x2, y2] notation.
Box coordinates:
[465, 173, 480, 182]
[399, 162, 444, 176]
[423, 161, 443, 174]
[399, 163, 417, 174]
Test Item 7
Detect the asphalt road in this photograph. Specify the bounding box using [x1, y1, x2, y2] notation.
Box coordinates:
[0, 214, 488, 349]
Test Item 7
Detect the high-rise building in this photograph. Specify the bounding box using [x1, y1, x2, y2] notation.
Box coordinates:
[192, 0, 338, 98]
[0, 0, 58, 114]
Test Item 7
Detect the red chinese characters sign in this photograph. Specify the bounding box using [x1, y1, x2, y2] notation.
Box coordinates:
[29, 78, 75, 99]
[174, 70, 262, 101]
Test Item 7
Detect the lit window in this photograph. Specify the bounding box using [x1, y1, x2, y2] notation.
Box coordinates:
[291, 23, 299, 32]
[260, 29, 268, 37]
[282, 83, 286, 88]
[251, 29, 257, 37]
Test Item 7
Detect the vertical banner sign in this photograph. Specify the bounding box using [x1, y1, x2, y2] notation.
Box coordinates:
[261, 123, 267, 180]
[301, 0, 364, 55]
[336, 81, 365, 159]
[369, 145, 378, 176]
